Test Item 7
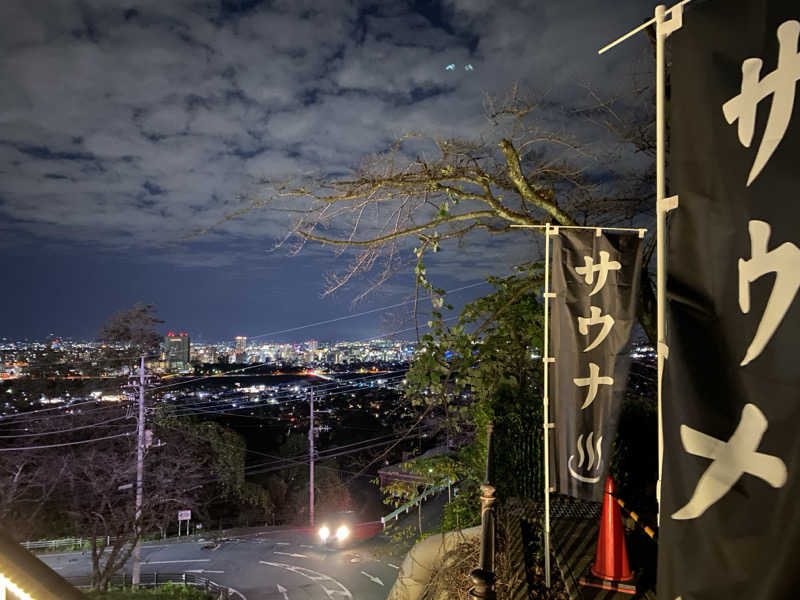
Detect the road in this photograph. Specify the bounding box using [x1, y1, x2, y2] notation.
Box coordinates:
[41, 492, 449, 600]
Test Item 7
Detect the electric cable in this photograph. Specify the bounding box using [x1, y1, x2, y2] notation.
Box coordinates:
[0, 431, 134, 452]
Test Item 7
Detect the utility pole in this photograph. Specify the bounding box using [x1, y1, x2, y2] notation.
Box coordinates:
[132, 355, 146, 587]
[308, 389, 315, 528]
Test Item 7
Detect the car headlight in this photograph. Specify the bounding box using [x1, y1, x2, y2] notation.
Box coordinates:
[335, 525, 350, 541]
[318, 525, 330, 542]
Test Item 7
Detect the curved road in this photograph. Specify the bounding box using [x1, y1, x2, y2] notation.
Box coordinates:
[41, 492, 449, 600]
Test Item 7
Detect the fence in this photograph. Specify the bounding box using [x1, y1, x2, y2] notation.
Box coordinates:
[494, 407, 544, 501]
[379, 482, 449, 525]
[65, 572, 245, 599]
[22, 537, 102, 551]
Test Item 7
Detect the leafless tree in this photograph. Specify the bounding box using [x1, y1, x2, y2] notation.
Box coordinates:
[223, 85, 658, 341]
[0, 450, 68, 539]
[98, 303, 164, 372]
[0, 407, 262, 591]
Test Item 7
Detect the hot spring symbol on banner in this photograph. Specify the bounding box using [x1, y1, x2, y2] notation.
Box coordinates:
[550, 229, 643, 501]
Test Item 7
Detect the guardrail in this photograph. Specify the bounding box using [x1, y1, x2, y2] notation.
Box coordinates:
[380, 482, 449, 525]
[66, 572, 245, 599]
[22, 537, 100, 551]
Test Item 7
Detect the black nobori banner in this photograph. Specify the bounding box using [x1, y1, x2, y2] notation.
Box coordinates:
[661, 1, 800, 599]
[551, 229, 642, 502]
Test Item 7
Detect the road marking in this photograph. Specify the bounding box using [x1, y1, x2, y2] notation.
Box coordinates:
[276, 583, 289, 600]
[387, 563, 400, 570]
[361, 571, 384, 586]
[260, 561, 353, 600]
[186, 569, 225, 574]
[275, 542, 290, 546]
[144, 559, 211, 564]
[274, 551, 308, 559]
[299, 544, 314, 549]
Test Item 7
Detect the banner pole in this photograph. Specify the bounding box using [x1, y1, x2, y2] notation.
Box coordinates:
[543, 222, 552, 588]
[655, 3, 667, 527]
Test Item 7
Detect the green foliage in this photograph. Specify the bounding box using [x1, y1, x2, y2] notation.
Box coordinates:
[250, 433, 351, 524]
[87, 583, 212, 599]
[152, 411, 273, 519]
[441, 479, 481, 531]
[399, 266, 546, 529]
[154, 414, 247, 498]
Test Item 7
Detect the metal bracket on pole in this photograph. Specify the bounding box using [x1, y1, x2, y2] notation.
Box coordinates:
[545, 423, 555, 430]
[658, 342, 670, 360]
[660, 2, 684, 37]
[544, 292, 556, 299]
[658, 195, 680, 213]
[598, 0, 689, 54]
[550, 226, 559, 235]
[544, 357, 555, 364]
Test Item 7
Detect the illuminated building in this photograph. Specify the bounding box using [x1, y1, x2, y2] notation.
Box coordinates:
[234, 336, 248, 363]
[165, 332, 190, 372]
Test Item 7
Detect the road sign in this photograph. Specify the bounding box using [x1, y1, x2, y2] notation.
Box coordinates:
[178, 510, 191, 521]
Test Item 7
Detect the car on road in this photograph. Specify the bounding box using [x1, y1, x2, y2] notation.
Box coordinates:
[317, 510, 357, 548]
[316, 510, 382, 549]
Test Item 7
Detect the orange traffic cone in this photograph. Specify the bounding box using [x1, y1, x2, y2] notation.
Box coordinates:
[579, 476, 636, 594]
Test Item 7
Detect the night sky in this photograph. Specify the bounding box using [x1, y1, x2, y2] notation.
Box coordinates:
[0, 0, 652, 342]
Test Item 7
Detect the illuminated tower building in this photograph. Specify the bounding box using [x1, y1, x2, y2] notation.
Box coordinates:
[165, 332, 190, 372]
[207, 347, 218, 363]
[234, 336, 248, 362]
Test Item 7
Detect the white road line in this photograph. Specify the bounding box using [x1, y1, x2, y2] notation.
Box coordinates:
[144, 559, 211, 564]
[387, 563, 400, 570]
[361, 571, 384, 586]
[299, 544, 314, 549]
[275, 542, 290, 546]
[186, 569, 225, 574]
[276, 584, 290, 600]
[274, 551, 308, 559]
[260, 561, 353, 600]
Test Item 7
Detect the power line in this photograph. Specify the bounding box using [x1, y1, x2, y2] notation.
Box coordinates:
[0, 401, 126, 425]
[247, 281, 488, 340]
[0, 415, 131, 438]
[243, 437, 410, 477]
[164, 374, 406, 418]
[0, 431, 134, 452]
[164, 379, 406, 420]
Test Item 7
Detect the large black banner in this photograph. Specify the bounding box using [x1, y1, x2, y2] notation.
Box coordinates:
[551, 229, 642, 501]
[661, 1, 800, 598]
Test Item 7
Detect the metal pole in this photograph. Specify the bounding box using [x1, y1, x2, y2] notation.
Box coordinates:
[309, 389, 315, 528]
[469, 423, 496, 599]
[655, 3, 667, 526]
[543, 222, 552, 588]
[132, 355, 146, 586]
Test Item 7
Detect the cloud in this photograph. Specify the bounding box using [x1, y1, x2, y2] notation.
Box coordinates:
[0, 0, 652, 282]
